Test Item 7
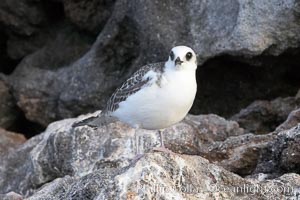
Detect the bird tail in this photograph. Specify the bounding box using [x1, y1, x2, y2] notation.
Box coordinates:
[72, 114, 108, 128]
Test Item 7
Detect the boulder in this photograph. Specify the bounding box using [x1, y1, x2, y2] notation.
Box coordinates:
[0, 113, 245, 195]
[0, 128, 26, 155]
[231, 96, 300, 134]
[0, 0, 46, 36]
[2, 112, 299, 198]
[62, 0, 115, 34]
[0, 80, 18, 129]
[275, 108, 300, 133]
[7, 24, 94, 126]
[0, 192, 23, 200]
[4, 0, 300, 127]
[254, 124, 300, 177]
[25, 154, 300, 200]
[206, 133, 275, 176]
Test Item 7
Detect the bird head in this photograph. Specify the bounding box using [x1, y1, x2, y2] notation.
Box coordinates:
[166, 46, 197, 71]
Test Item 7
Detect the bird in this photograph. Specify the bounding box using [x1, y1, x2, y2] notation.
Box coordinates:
[73, 45, 197, 155]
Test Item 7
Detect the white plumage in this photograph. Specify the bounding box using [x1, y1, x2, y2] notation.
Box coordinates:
[108, 46, 197, 130]
[74, 46, 197, 153]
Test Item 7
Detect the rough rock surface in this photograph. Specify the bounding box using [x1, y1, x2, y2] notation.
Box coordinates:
[275, 108, 300, 133]
[253, 124, 300, 177]
[1, 0, 299, 127]
[0, 80, 18, 128]
[231, 95, 300, 134]
[0, 128, 26, 155]
[25, 155, 300, 200]
[0, 113, 244, 196]
[7, 24, 94, 126]
[0, 191, 23, 200]
[0, 0, 46, 36]
[0, 0, 66, 61]
[0, 0, 299, 199]
[0, 112, 300, 199]
[205, 133, 275, 176]
[63, 0, 116, 34]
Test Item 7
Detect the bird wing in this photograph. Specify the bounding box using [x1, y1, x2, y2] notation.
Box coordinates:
[104, 62, 165, 113]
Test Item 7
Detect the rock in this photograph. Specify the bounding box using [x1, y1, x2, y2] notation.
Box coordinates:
[63, 0, 115, 34]
[0, 192, 23, 200]
[185, 114, 244, 141]
[0, 0, 46, 36]
[0, 31, 18, 74]
[7, 24, 94, 126]
[4, 0, 300, 127]
[191, 0, 300, 59]
[125, 0, 300, 61]
[7, 30, 50, 61]
[0, 111, 300, 198]
[25, 154, 300, 200]
[231, 100, 300, 177]
[162, 114, 244, 155]
[0, 80, 19, 128]
[274, 125, 300, 174]
[0, 128, 26, 156]
[206, 133, 275, 176]
[3, 0, 66, 60]
[0, 113, 241, 195]
[296, 89, 300, 99]
[275, 108, 300, 133]
[231, 96, 300, 134]
[280, 133, 300, 173]
[1, 111, 296, 198]
[254, 124, 300, 177]
[0, 133, 43, 195]
[193, 51, 300, 117]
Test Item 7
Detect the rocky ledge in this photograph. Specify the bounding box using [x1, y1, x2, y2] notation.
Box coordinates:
[0, 102, 300, 199]
[0, 0, 300, 199]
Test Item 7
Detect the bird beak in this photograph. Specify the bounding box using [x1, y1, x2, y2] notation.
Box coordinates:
[175, 57, 183, 65]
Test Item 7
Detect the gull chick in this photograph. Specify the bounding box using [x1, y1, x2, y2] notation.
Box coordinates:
[74, 46, 197, 153]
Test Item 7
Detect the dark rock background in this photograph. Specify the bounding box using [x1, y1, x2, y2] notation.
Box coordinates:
[0, 0, 299, 135]
[0, 0, 300, 199]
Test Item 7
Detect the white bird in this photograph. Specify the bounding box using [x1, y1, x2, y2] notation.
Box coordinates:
[74, 46, 197, 154]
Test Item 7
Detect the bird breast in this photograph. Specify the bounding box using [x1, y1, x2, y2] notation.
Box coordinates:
[112, 69, 197, 130]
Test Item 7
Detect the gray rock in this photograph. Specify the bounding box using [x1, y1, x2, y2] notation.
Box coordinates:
[0, 128, 26, 156]
[192, 0, 300, 59]
[231, 96, 300, 134]
[0, 192, 23, 200]
[7, 24, 94, 126]
[62, 0, 116, 34]
[0, 113, 243, 196]
[296, 89, 300, 99]
[7, 28, 53, 61]
[275, 108, 300, 133]
[0, 80, 19, 128]
[254, 124, 300, 177]
[231, 98, 300, 177]
[25, 154, 300, 200]
[279, 127, 300, 173]
[4, 0, 300, 127]
[0, 0, 46, 36]
[192, 52, 300, 117]
[206, 133, 275, 176]
[125, 0, 300, 61]
[0, 133, 43, 195]
[2, 112, 300, 198]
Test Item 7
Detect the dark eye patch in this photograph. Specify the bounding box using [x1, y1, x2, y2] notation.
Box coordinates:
[170, 51, 175, 61]
[186, 52, 193, 61]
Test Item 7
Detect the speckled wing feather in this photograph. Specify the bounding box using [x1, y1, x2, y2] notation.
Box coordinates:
[104, 62, 165, 113]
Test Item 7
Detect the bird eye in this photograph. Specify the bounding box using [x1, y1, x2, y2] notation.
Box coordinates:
[186, 52, 193, 61]
[170, 51, 175, 61]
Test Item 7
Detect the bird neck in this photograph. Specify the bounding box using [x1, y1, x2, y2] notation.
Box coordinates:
[164, 61, 197, 73]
